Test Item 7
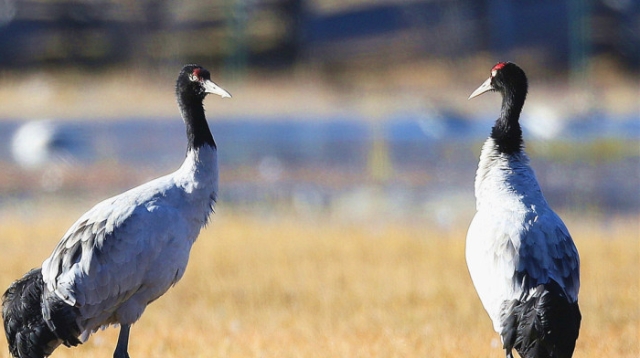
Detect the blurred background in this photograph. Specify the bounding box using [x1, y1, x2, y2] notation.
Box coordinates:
[0, 0, 638, 225]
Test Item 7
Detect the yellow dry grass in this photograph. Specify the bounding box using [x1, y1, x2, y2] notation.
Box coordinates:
[0, 208, 637, 358]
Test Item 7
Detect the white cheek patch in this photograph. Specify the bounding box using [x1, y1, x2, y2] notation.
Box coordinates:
[491, 70, 497, 77]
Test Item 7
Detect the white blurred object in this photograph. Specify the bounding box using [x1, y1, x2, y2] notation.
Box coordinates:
[11, 120, 85, 191]
[258, 156, 283, 182]
[12, 120, 74, 169]
[521, 105, 566, 140]
[0, 0, 16, 26]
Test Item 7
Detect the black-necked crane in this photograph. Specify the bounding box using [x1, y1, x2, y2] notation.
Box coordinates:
[465, 62, 581, 358]
[2, 64, 231, 358]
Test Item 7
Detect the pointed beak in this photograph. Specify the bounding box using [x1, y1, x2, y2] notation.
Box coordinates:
[468, 77, 494, 100]
[203, 79, 232, 98]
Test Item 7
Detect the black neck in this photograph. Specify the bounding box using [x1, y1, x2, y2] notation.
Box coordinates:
[179, 94, 216, 151]
[490, 88, 525, 154]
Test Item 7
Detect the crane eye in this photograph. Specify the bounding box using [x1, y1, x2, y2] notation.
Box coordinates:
[189, 68, 202, 82]
[490, 62, 506, 77]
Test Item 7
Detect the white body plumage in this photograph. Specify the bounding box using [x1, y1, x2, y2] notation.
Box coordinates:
[466, 138, 580, 334]
[41, 146, 217, 340]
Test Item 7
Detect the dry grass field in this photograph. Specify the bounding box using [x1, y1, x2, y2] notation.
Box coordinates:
[0, 206, 637, 358]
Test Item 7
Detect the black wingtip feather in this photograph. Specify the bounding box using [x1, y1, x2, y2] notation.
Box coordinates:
[2, 268, 81, 358]
[501, 281, 581, 358]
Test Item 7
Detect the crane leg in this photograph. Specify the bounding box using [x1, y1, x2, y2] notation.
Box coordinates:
[114, 324, 131, 358]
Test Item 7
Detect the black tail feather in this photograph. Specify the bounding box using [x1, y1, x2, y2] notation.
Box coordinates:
[501, 281, 581, 358]
[2, 269, 81, 358]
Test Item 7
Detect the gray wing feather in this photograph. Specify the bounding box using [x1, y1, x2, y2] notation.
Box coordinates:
[516, 211, 580, 302]
[42, 194, 165, 307]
